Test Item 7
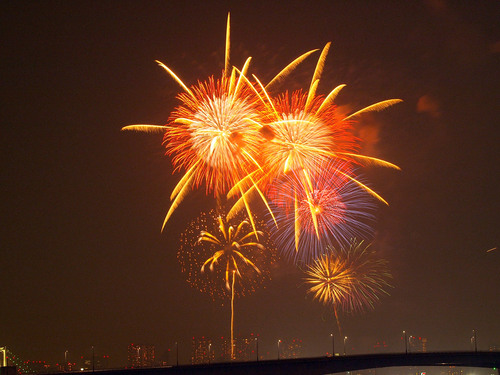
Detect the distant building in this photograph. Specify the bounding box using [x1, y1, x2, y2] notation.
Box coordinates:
[444, 366, 465, 375]
[281, 338, 303, 359]
[219, 337, 232, 362]
[16, 360, 52, 374]
[192, 334, 259, 363]
[159, 348, 175, 366]
[80, 354, 110, 370]
[233, 335, 258, 361]
[56, 360, 77, 372]
[373, 340, 390, 353]
[489, 345, 500, 352]
[191, 337, 214, 364]
[127, 344, 155, 368]
[409, 337, 427, 353]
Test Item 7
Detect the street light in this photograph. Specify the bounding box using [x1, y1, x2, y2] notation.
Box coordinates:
[255, 337, 259, 361]
[472, 330, 477, 352]
[91, 346, 95, 372]
[208, 343, 212, 364]
[403, 331, 407, 354]
[175, 342, 178, 366]
[330, 333, 335, 357]
[343, 336, 348, 356]
[278, 339, 281, 360]
[408, 336, 413, 354]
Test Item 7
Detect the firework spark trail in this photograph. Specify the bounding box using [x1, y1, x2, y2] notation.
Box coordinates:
[252, 42, 401, 184]
[164, 75, 265, 198]
[122, 14, 264, 230]
[178, 210, 276, 298]
[122, 14, 322, 232]
[304, 240, 393, 332]
[228, 43, 401, 248]
[121, 16, 402, 274]
[118, 15, 403, 350]
[268, 161, 377, 264]
[227, 87, 353, 229]
[178, 209, 278, 357]
[199, 214, 264, 289]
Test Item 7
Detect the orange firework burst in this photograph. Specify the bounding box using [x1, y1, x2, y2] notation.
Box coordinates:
[305, 240, 392, 315]
[123, 22, 264, 229]
[228, 43, 401, 246]
[122, 15, 402, 257]
[122, 14, 317, 231]
[164, 75, 264, 198]
[257, 43, 401, 182]
[262, 90, 350, 178]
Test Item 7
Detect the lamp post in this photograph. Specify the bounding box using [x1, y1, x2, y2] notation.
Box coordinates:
[255, 337, 259, 361]
[208, 343, 212, 364]
[91, 346, 95, 372]
[277, 339, 281, 360]
[175, 342, 178, 366]
[343, 336, 347, 356]
[472, 330, 477, 352]
[408, 336, 413, 354]
[330, 333, 335, 357]
[65, 350, 68, 371]
[403, 331, 407, 354]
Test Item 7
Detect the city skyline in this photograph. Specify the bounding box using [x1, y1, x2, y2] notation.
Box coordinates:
[2, 0, 499, 368]
[4, 335, 498, 371]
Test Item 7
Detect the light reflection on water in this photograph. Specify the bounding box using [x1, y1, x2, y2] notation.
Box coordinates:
[328, 367, 498, 375]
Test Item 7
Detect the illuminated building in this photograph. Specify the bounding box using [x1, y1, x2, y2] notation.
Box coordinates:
[409, 337, 427, 353]
[281, 338, 303, 359]
[127, 344, 155, 368]
[219, 337, 232, 362]
[444, 367, 465, 375]
[56, 360, 76, 372]
[233, 334, 258, 361]
[79, 354, 110, 370]
[373, 340, 390, 353]
[218, 333, 259, 362]
[17, 360, 51, 374]
[191, 334, 259, 363]
[191, 337, 214, 364]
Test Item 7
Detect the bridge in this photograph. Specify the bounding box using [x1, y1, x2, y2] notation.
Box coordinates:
[73, 351, 499, 375]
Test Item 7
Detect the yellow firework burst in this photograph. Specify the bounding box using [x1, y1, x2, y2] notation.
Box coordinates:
[305, 240, 392, 314]
[178, 208, 278, 360]
[178, 209, 277, 300]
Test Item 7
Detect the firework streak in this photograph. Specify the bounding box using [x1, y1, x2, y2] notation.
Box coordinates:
[122, 14, 401, 245]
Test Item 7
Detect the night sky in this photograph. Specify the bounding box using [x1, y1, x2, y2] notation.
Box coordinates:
[2, 0, 499, 367]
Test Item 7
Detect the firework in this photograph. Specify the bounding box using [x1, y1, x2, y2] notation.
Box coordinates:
[268, 161, 377, 264]
[165, 75, 264, 194]
[178, 208, 277, 359]
[228, 43, 401, 248]
[257, 43, 401, 184]
[121, 14, 263, 230]
[122, 14, 320, 231]
[178, 209, 276, 297]
[304, 240, 392, 315]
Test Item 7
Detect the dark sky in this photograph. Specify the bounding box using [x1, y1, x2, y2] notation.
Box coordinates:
[2, 0, 499, 367]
